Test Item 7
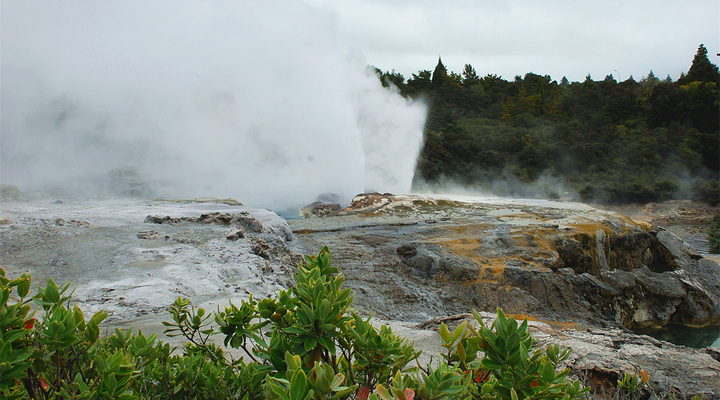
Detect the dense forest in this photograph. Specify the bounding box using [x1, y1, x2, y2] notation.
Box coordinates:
[375, 44, 719, 205]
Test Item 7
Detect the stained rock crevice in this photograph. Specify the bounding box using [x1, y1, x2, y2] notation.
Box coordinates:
[291, 193, 720, 332]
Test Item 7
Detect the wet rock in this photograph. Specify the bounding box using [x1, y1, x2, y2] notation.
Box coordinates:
[291, 194, 720, 331]
[656, 229, 703, 264]
[226, 228, 245, 241]
[396, 244, 418, 258]
[49, 218, 91, 228]
[595, 228, 609, 270]
[599, 269, 637, 291]
[300, 201, 342, 218]
[145, 215, 182, 224]
[554, 235, 595, 273]
[344, 192, 395, 213]
[632, 266, 686, 298]
[197, 212, 235, 225]
[437, 257, 478, 282]
[397, 243, 435, 278]
[300, 193, 343, 218]
[235, 213, 264, 233]
[190, 197, 243, 206]
[144, 209, 291, 242]
[137, 230, 168, 240]
[396, 243, 477, 282]
[251, 238, 272, 260]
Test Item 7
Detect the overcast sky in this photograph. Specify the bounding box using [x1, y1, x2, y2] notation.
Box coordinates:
[308, 0, 720, 82]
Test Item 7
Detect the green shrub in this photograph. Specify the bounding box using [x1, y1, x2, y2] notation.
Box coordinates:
[1, 247, 589, 399]
[709, 214, 720, 254]
[692, 179, 720, 206]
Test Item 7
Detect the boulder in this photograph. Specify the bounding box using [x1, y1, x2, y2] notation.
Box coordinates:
[226, 228, 245, 241]
[137, 230, 168, 240]
[300, 201, 342, 218]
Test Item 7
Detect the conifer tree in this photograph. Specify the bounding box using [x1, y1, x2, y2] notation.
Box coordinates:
[681, 44, 720, 83]
[432, 57, 448, 88]
[462, 64, 480, 86]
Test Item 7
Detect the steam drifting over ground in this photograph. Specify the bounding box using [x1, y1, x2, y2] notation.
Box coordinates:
[1, 1, 426, 210]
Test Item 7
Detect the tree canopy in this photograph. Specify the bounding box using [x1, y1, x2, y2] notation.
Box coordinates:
[374, 45, 719, 205]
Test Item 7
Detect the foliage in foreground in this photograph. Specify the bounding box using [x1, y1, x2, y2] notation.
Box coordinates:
[1, 247, 589, 399]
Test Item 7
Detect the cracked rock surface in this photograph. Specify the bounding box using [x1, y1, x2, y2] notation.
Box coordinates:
[0, 199, 301, 329]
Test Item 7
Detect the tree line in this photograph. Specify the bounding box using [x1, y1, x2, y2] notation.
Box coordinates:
[375, 44, 719, 205]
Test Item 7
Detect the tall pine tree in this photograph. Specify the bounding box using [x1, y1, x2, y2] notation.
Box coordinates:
[432, 57, 448, 88]
[681, 44, 720, 84]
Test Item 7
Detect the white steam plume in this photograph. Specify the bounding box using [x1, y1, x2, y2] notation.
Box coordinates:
[0, 1, 425, 210]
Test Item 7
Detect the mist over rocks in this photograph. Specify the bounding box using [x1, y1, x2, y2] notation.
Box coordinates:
[1, 2, 426, 210]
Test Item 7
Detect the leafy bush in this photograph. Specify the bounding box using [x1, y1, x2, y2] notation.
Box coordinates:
[709, 215, 720, 254]
[1, 247, 589, 399]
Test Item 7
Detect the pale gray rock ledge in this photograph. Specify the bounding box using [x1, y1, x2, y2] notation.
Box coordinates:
[403, 311, 720, 399]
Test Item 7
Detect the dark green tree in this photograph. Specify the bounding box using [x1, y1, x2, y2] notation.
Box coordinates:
[373, 68, 405, 89]
[680, 44, 720, 84]
[648, 82, 684, 126]
[405, 70, 432, 96]
[371, 52, 719, 206]
[462, 64, 480, 86]
[432, 57, 448, 88]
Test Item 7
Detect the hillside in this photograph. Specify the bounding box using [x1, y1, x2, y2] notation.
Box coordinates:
[375, 44, 719, 206]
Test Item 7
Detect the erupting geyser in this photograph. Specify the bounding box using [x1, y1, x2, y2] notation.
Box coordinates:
[0, 1, 426, 210]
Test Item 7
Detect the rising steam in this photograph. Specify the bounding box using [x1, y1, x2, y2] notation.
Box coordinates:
[0, 1, 426, 210]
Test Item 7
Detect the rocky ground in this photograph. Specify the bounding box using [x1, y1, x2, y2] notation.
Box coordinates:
[291, 194, 720, 331]
[0, 198, 301, 333]
[1, 194, 719, 398]
[599, 200, 720, 264]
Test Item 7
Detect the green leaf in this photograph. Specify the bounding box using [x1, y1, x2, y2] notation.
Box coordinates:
[542, 361, 555, 383]
[452, 321, 467, 343]
[506, 332, 520, 353]
[330, 385, 358, 399]
[45, 278, 60, 304]
[298, 304, 315, 326]
[330, 373, 344, 389]
[285, 352, 303, 372]
[481, 358, 501, 370]
[547, 344, 558, 363]
[17, 276, 30, 298]
[439, 323, 451, 343]
[479, 381, 493, 395]
[290, 369, 309, 400]
[375, 385, 394, 400]
[304, 337, 318, 352]
[318, 337, 336, 355]
[284, 326, 306, 335]
[457, 341, 466, 364]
